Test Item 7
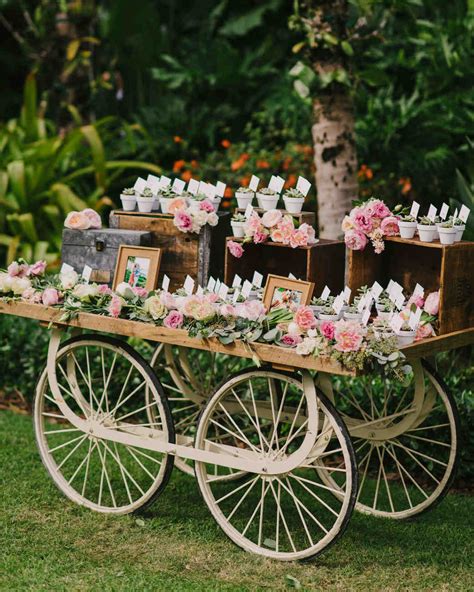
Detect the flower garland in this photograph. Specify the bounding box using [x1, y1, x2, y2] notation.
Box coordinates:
[228, 209, 317, 258]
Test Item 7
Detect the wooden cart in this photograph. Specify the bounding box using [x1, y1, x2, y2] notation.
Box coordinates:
[1, 299, 472, 562]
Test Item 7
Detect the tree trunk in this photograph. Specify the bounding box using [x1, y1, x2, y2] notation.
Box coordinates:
[312, 91, 358, 238]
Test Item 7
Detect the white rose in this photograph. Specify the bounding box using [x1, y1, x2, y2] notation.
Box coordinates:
[60, 270, 79, 290]
[10, 276, 32, 295]
[207, 212, 219, 227]
[288, 322, 302, 336]
[72, 283, 99, 301]
[115, 282, 135, 300]
[144, 295, 167, 320]
[296, 338, 317, 356]
[0, 272, 9, 293]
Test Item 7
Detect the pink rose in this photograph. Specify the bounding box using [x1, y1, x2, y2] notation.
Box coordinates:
[228, 240, 244, 258]
[353, 209, 373, 233]
[344, 229, 368, 251]
[82, 208, 102, 229]
[334, 320, 365, 352]
[160, 291, 177, 309]
[29, 260, 47, 276]
[280, 333, 303, 347]
[415, 323, 434, 341]
[299, 223, 316, 244]
[174, 210, 193, 233]
[424, 291, 439, 316]
[163, 310, 184, 329]
[270, 228, 284, 243]
[289, 229, 308, 248]
[133, 286, 149, 298]
[320, 321, 335, 340]
[253, 228, 269, 244]
[97, 284, 112, 295]
[42, 288, 59, 307]
[168, 197, 187, 214]
[371, 200, 391, 219]
[206, 292, 220, 303]
[235, 300, 266, 321]
[261, 209, 282, 228]
[279, 215, 295, 233]
[200, 200, 215, 213]
[220, 303, 236, 317]
[108, 295, 123, 318]
[64, 211, 91, 230]
[243, 212, 261, 236]
[341, 216, 354, 232]
[407, 294, 424, 309]
[294, 306, 317, 330]
[182, 295, 216, 321]
[381, 216, 399, 237]
[7, 261, 29, 277]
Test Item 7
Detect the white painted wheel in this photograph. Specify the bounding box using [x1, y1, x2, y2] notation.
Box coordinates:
[34, 335, 174, 514]
[317, 360, 459, 519]
[194, 369, 357, 561]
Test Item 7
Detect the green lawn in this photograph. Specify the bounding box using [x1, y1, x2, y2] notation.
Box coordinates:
[1, 410, 473, 592]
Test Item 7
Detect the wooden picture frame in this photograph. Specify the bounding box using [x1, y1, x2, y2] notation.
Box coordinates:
[263, 274, 314, 311]
[113, 245, 162, 291]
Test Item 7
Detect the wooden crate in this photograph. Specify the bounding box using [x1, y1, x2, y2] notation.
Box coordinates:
[224, 238, 344, 296]
[235, 208, 315, 226]
[110, 210, 230, 291]
[345, 236, 474, 334]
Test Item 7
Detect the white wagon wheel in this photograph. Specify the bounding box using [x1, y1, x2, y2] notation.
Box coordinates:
[317, 359, 459, 519]
[150, 344, 251, 478]
[194, 368, 357, 561]
[34, 335, 175, 514]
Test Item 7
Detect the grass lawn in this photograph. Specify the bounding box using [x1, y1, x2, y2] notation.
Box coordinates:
[1, 410, 473, 592]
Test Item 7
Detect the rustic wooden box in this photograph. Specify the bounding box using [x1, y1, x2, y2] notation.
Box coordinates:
[62, 228, 151, 284]
[345, 236, 474, 334]
[235, 208, 316, 227]
[224, 238, 345, 296]
[110, 210, 230, 291]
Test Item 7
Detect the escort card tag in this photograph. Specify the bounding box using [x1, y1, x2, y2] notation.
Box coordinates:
[288, 273, 296, 280]
[391, 281, 404, 297]
[454, 208, 458, 218]
[440, 203, 449, 220]
[82, 265, 92, 283]
[459, 205, 470, 223]
[205, 183, 217, 199]
[387, 279, 395, 296]
[427, 205, 437, 222]
[333, 294, 345, 315]
[60, 262, 74, 274]
[244, 204, 254, 218]
[232, 274, 242, 288]
[162, 274, 170, 292]
[371, 281, 383, 300]
[361, 307, 371, 326]
[218, 284, 229, 300]
[147, 174, 161, 193]
[388, 290, 398, 304]
[233, 288, 241, 304]
[410, 201, 420, 218]
[320, 286, 331, 301]
[252, 271, 263, 288]
[207, 276, 216, 292]
[274, 176, 285, 193]
[215, 181, 226, 197]
[296, 176, 311, 197]
[390, 314, 403, 332]
[413, 283, 424, 298]
[183, 275, 195, 296]
[159, 175, 171, 189]
[196, 285, 204, 296]
[214, 279, 221, 294]
[343, 286, 351, 303]
[172, 178, 185, 195]
[241, 280, 252, 298]
[249, 175, 259, 191]
[197, 181, 208, 195]
[187, 178, 199, 195]
[133, 177, 147, 193]
[268, 175, 280, 193]
[409, 306, 422, 330]
[394, 292, 405, 310]
[357, 294, 366, 313]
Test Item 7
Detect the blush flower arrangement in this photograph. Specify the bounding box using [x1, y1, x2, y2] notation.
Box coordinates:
[169, 196, 219, 234]
[342, 198, 399, 254]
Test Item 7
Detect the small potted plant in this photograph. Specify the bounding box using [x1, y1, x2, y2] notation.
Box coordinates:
[188, 193, 207, 212]
[343, 304, 362, 321]
[159, 187, 178, 214]
[398, 214, 417, 239]
[394, 320, 416, 346]
[231, 213, 246, 238]
[438, 220, 457, 245]
[256, 187, 279, 210]
[209, 195, 222, 210]
[136, 187, 155, 213]
[372, 319, 394, 340]
[417, 216, 437, 242]
[376, 295, 396, 321]
[235, 186, 254, 209]
[120, 187, 137, 211]
[318, 305, 340, 322]
[310, 295, 334, 316]
[452, 217, 465, 242]
[283, 188, 305, 214]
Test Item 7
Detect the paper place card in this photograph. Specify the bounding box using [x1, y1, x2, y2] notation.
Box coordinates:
[440, 203, 449, 220]
[207, 276, 216, 292]
[197, 181, 208, 195]
[147, 174, 161, 193]
[394, 292, 405, 310]
[361, 307, 371, 326]
[196, 285, 204, 296]
[82, 265, 92, 283]
[390, 314, 403, 332]
[388, 290, 398, 304]
[205, 183, 217, 199]
[268, 175, 285, 194]
[218, 284, 229, 300]
[183, 275, 195, 295]
[413, 283, 424, 298]
[454, 208, 458, 218]
[244, 204, 254, 219]
[288, 273, 296, 280]
[392, 282, 404, 297]
[320, 286, 331, 301]
[188, 178, 199, 195]
[459, 205, 470, 223]
[343, 286, 351, 303]
[60, 262, 74, 274]
[232, 274, 242, 288]
[215, 181, 226, 198]
[333, 294, 345, 315]
[427, 205, 437, 222]
[386, 280, 395, 296]
[249, 175, 259, 192]
[214, 279, 221, 294]
[162, 274, 170, 292]
[233, 288, 241, 304]
[133, 177, 147, 193]
[409, 307, 422, 330]
[252, 271, 263, 288]
[410, 201, 420, 218]
[296, 176, 311, 197]
[172, 178, 186, 195]
[371, 281, 383, 300]
[159, 175, 171, 189]
[241, 280, 252, 298]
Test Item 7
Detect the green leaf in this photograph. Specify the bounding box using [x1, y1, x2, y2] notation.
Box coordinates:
[7, 161, 26, 206]
[51, 183, 88, 214]
[341, 40, 354, 56]
[22, 72, 38, 142]
[80, 125, 107, 189]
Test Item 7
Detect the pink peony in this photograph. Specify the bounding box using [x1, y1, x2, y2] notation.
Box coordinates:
[344, 229, 368, 251]
[280, 333, 303, 347]
[42, 288, 59, 307]
[160, 291, 177, 309]
[220, 303, 236, 317]
[168, 197, 187, 214]
[228, 240, 244, 258]
[200, 199, 215, 213]
[182, 295, 216, 321]
[64, 211, 91, 230]
[415, 323, 434, 341]
[235, 300, 266, 321]
[243, 212, 261, 236]
[22, 287, 41, 303]
[253, 227, 269, 244]
[7, 261, 29, 277]
[82, 208, 102, 229]
[407, 294, 424, 309]
[108, 295, 123, 318]
[341, 216, 354, 232]
[353, 209, 374, 233]
[163, 310, 184, 329]
[371, 200, 391, 219]
[424, 291, 439, 316]
[132, 286, 149, 298]
[97, 284, 112, 295]
[261, 209, 282, 228]
[294, 306, 317, 330]
[29, 260, 47, 276]
[381, 216, 399, 237]
[206, 292, 220, 303]
[270, 227, 284, 243]
[289, 229, 309, 248]
[174, 210, 193, 232]
[320, 321, 335, 340]
[334, 320, 364, 352]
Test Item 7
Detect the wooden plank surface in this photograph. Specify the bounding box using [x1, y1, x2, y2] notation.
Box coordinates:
[400, 327, 474, 357]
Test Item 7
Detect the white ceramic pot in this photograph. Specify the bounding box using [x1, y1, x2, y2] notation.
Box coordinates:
[152, 196, 160, 211]
[438, 227, 457, 245]
[417, 224, 436, 242]
[343, 311, 362, 321]
[235, 192, 254, 209]
[257, 193, 279, 210]
[309, 304, 324, 317]
[395, 329, 416, 347]
[454, 224, 465, 242]
[398, 221, 417, 239]
[319, 312, 339, 322]
[377, 310, 393, 321]
[120, 194, 137, 212]
[159, 196, 174, 214]
[283, 197, 305, 214]
[231, 221, 246, 238]
[210, 196, 221, 210]
[188, 199, 202, 213]
[136, 197, 154, 213]
[373, 328, 394, 340]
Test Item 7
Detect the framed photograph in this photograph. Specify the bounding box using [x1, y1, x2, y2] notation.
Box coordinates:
[113, 246, 162, 291]
[263, 274, 314, 311]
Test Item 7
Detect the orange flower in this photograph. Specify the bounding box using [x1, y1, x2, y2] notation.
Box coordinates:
[282, 156, 292, 171]
[224, 187, 232, 198]
[221, 199, 232, 209]
[173, 159, 186, 172]
[284, 174, 297, 188]
[256, 159, 270, 169]
[399, 177, 412, 194]
[190, 160, 199, 168]
[181, 170, 192, 182]
[357, 164, 373, 180]
[239, 175, 251, 186]
[231, 157, 245, 171]
[221, 139, 231, 149]
[174, 135, 182, 143]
